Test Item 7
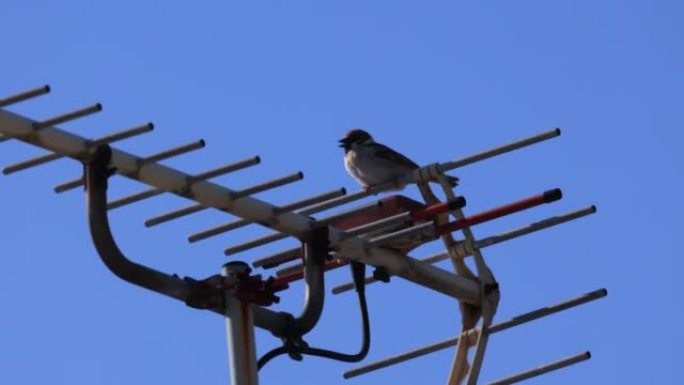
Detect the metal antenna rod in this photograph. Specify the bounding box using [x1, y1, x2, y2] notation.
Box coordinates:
[297, 189, 372, 214]
[54, 139, 206, 193]
[226, 200, 381, 256]
[0, 103, 102, 143]
[0, 85, 50, 108]
[251, 248, 300, 269]
[231, 172, 303, 200]
[4, 122, 154, 175]
[107, 156, 260, 210]
[438, 128, 561, 173]
[343, 288, 607, 379]
[34, 104, 102, 130]
[144, 172, 303, 227]
[272, 188, 347, 216]
[486, 351, 591, 385]
[188, 187, 346, 243]
[332, 250, 450, 294]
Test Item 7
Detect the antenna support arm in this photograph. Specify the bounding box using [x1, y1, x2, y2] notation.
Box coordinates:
[85, 144, 195, 301]
[83, 144, 309, 338]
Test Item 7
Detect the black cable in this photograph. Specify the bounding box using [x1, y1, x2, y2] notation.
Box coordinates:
[257, 346, 289, 369]
[257, 261, 371, 370]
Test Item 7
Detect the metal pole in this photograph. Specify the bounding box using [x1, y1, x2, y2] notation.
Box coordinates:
[222, 262, 259, 385]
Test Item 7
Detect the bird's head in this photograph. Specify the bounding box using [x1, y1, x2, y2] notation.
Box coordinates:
[339, 129, 373, 151]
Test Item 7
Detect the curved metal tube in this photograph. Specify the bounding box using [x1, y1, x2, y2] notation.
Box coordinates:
[85, 146, 194, 301]
[292, 226, 328, 335]
[83, 145, 327, 340]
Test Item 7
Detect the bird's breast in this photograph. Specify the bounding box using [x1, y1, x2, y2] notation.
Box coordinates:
[346, 148, 404, 185]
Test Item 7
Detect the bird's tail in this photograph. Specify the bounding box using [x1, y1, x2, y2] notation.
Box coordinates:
[444, 175, 459, 187]
[427, 175, 459, 187]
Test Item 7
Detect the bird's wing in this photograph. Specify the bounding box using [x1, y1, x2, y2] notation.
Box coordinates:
[369, 142, 419, 169]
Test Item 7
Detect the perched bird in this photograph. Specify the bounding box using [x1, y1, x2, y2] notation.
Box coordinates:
[339, 129, 458, 191]
[340, 129, 473, 281]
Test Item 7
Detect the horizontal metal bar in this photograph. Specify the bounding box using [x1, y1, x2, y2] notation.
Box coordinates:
[438, 128, 561, 173]
[230, 171, 303, 199]
[225, 231, 289, 256]
[54, 139, 205, 193]
[488, 288, 607, 333]
[146, 171, 302, 227]
[145, 204, 204, 227]
[107, 155, 260, 210]
[4, 152, 67, 175]
[298, 189, 371, 215]
[225, 200, 381, 256]
[275, 262, 306, 278]
[465, 205, 597, 252]
[486, 351, 591, 385]
[332, 205, 597, 295]
[340, 211, 412, 239]
[271, 257, 348, 287]
[53, 178, 94, 194]
[268, 242, 480, 303]
[342, 240, 480, 303]
[331, 250, 448, 294]
[366, 221, 434, 249]
[310, 200, 383, 225]
[272, 187, 347, 215]
[34, 103, 102, 129]
[188, 187, 346, 243]
[192, 156, 261, 180]
[90, 122, 155, 146]
[108, 188, 163, 210]
[252, 247, 300, 269]
[343, 288, 607, 379]
[143, 139, 206, 163]
[3, 122, 154, 175]
[0, 85, 50, 108]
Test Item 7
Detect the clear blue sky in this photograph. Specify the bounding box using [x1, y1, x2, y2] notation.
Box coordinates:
[1, 1, 682, 384]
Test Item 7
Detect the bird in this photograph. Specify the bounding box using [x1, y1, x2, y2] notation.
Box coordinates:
[339, 129, 474, 282]
[339, 128, 459, 192]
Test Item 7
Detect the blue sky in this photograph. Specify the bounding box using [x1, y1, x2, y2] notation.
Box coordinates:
[1, 1, 682, 384]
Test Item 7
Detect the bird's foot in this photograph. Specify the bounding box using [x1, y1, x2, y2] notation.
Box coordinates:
[364, 184, 384, 195]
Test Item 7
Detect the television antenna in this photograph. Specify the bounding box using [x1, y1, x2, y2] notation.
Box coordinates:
[0, 85, 606, 384]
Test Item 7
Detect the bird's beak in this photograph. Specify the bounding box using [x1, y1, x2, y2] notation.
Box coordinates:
[338, 138, 349, 148]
